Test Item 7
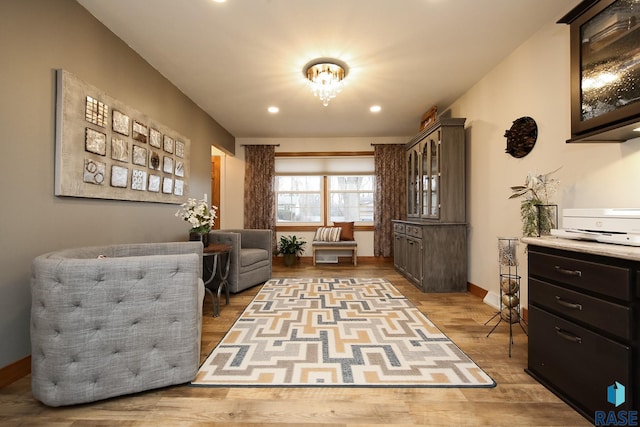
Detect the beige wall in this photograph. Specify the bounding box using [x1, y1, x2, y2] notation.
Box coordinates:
[0, 0, 233, 368]
[448, 17, 640, 308]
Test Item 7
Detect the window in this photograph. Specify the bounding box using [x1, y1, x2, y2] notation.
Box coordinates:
[275, 153, 375, 228]
[328, 176, 374, 223]
[275, 176, 323, 224]
[275, 175, 374, 226]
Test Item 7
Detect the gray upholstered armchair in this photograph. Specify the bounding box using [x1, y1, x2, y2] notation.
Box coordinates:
[210, 229, 272, 293]
[30, 242, 204, 406]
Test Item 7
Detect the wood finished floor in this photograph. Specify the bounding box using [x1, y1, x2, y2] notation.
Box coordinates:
[0, 258, 590, 426]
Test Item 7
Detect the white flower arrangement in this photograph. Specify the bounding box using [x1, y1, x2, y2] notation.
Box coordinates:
[175, 197, 218, 234]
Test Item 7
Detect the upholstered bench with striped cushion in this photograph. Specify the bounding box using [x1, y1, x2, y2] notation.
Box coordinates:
[311, 225, 357, 266]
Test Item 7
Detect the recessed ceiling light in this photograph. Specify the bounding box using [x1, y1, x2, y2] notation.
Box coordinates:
[268, 106, 279, 113]
[370, 105, 382, 113]
[212, 0, 226, 3]
[634, 127, 640, 132]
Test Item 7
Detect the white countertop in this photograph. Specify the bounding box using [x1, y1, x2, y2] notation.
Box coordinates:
[521, 236, 640, 262]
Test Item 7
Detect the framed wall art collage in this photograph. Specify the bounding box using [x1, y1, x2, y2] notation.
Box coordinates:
[55, 69, 190, 204]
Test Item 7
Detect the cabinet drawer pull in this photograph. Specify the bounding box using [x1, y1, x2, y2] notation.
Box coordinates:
[555, 327, 582, 344]
[554, 266, 582, 277]
[554, 296, 583, 310]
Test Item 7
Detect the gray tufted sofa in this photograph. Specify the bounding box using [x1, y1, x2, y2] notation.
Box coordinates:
[30, 242, 205, 407]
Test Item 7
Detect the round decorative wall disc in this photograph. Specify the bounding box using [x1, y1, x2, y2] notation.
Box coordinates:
[504, 116, 537, 158]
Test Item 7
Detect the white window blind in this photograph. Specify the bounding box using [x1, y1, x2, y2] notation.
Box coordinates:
[275, 156, 374, 175]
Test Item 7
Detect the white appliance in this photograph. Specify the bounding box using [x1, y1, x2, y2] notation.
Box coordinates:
[551, 208, 640, 246]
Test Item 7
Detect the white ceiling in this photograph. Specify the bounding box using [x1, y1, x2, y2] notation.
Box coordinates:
[76, 0, 580, 138]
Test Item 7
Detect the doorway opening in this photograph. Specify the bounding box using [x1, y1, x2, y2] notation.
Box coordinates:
[211, 146, 225, 230]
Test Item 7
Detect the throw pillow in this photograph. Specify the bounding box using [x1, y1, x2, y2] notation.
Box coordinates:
[333, 221, 355, 240]
[314, 227, 342, 242]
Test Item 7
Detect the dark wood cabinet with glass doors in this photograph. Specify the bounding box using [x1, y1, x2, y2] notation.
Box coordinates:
[559, 0, 640, 142]
[394, 117, 467, 292]
[406, 118, 465, 223]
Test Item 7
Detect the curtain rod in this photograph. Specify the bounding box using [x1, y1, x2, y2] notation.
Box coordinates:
[240, 144, 280, 147]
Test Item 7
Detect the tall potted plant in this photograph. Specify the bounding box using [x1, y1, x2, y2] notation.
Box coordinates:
[276, 235, 307, 266]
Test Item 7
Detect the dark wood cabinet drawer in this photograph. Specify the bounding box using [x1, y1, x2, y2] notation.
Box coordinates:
[529, 251, 631, 301]
[406, 225, 422, 238]
[529, 278, 632, 341]
[393, 223, 405, 233]
[528, 306, 633, 414]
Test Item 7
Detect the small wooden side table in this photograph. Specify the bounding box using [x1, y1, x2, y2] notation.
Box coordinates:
[202, 243, 232, 317]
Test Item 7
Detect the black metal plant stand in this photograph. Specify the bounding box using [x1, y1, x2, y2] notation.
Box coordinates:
[485, 237, 528, 357]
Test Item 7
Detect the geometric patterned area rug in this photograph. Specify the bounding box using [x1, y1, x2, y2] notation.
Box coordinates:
[192, 278, 496, 388]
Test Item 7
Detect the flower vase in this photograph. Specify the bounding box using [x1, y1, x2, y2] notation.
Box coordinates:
[189, 231, 210, 248]
[535, 204, 558, 236]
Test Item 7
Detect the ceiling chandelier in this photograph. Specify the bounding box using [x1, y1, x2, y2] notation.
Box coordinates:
[303, 59, 348, 107]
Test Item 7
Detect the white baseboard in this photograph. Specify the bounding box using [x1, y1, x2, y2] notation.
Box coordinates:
[483, 291, 500, 310]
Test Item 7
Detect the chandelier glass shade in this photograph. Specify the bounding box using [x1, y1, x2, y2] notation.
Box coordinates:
[304, 61, 347, 106]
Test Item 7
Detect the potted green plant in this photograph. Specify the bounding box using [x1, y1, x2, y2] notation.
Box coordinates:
[276, 235, 307, 266]
[509, 168, 560, 237]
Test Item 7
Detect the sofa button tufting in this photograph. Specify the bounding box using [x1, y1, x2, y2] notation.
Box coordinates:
[30, 241, 205, 406]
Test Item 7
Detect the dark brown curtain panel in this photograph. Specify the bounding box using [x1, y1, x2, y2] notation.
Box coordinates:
[243, 145, 276, 240]
[374, 144, 406, 257]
